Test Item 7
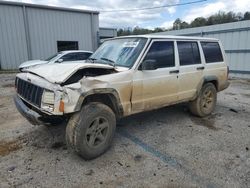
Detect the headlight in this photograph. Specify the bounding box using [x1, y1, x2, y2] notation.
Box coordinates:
[42, 90, 55, 104]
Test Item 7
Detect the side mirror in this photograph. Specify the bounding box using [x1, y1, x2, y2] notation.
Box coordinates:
[56, 59, 63, 63]
[140, 59, 157, 71]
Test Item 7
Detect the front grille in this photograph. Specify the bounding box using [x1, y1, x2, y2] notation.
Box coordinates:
[16, 78, 44, 107]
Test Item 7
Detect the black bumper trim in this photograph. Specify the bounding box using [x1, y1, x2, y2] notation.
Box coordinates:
[14, 95, 43, 125]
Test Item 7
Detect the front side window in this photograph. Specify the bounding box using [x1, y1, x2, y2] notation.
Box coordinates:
[143, 41, 175, 69]
[90, 37, 147, 68]
[177, 41, 201, 66]
[201, 42, 223, 63]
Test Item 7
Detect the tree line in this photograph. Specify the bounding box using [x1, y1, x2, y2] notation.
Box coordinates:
[117, 11, 250, 36]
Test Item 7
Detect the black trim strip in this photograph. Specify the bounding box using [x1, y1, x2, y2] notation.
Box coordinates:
[225, 49, 250, 53]
[230, 70, 250, 74]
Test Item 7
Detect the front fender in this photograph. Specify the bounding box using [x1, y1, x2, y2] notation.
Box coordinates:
[74, 88, 124, 117]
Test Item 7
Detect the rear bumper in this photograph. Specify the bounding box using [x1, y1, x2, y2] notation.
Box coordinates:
[218, 80, 230, 91]
[14, 95, 43, 125]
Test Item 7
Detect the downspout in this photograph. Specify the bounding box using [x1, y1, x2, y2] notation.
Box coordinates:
[90, 13, 95, 51]
[22, 5, 32, 60]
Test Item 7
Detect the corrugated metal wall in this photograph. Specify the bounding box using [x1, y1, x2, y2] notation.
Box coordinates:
[154, 20, 250, 76]
[27, 7, 97, 60]
[0, 4, 28, 69]
[0, 2, 99, 70]
[99, 27, 117, 39]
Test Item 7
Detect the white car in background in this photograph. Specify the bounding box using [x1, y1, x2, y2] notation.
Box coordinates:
[18, 50, 93, 71]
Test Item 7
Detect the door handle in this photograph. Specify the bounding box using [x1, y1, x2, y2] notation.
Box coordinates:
[197, 66, 205, 70]
[169, 70, 179, 74]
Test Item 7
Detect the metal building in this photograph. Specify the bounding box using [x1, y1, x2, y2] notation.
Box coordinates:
[0, 1, 99, 70]
[99, 27, 117, 39]
[99, 27, 117, 44]
[154, 20, 250, 77]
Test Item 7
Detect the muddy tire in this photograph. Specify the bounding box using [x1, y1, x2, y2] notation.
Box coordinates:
[189, 83, 217, 117]
[66, 102, 116, 160]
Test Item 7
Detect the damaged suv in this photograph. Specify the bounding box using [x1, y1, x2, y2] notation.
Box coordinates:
[14, 35, 229, 159]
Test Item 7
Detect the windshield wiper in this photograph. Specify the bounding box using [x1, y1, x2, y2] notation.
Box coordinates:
[100, 57, 116, 67]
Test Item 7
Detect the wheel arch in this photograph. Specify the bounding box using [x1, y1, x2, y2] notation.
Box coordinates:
[74, 88, 124, 119]
[196, 76, 219, 94]
[203, 76, 219, 91]
[192, 76, 219, 101]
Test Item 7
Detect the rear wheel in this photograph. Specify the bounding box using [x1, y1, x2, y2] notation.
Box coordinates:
[66, 102, 116, 160]
[189, 83, 217, 117]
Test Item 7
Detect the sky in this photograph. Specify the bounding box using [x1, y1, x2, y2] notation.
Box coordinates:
[5, 0, 250, 29]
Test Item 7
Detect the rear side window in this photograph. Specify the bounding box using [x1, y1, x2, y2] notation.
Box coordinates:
[201, 42, 223, 63]
[76, 52, 92, 60]
[177, 41, 201, 66]
[61, 53, 78, 61]
[143, 41, 175, 68]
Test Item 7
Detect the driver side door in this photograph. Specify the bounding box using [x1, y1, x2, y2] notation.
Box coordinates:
[132, 40, 179, 113]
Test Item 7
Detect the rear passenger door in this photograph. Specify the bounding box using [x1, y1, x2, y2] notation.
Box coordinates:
[177, 41, 204, 100]
[132, 40, 179, 112]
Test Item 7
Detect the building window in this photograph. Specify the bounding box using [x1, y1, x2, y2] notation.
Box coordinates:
[177, 41, 201, 66]
[201, 42, 223, 63]
[57, 41, 79, 52]
[143, 41, 175, 69]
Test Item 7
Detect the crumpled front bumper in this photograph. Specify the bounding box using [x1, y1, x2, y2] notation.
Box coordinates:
[14, 95, 43, 125]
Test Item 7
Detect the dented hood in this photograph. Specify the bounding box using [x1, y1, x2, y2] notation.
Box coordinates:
[24, 62, 119, 84]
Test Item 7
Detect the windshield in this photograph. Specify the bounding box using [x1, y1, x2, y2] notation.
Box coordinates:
[45, 52, 63, 61]
[89, 37, 147, 68]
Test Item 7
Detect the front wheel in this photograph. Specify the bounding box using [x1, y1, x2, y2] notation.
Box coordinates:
[189, 83, 217, 117]
[66, 102, 116, 160]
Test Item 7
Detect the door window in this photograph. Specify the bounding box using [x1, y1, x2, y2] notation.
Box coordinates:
[177, 41, 201, 66]
[77, 52, 92, 60]
[61, 52, 92, 62]
[61, 53, 78, 61]
[143, 41, 175, 69]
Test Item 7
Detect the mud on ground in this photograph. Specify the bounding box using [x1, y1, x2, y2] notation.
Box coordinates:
[0, 74, 249, 188]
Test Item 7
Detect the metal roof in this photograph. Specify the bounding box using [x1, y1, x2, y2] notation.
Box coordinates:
[113, 35, 219, 41]
[60, 50, 93, 54]
[100, 27, 117, 30]
[0, 0, 99, 14]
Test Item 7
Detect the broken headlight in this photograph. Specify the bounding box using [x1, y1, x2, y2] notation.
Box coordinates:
[41, 90, 55, 112]
[42, 90, 55, 104]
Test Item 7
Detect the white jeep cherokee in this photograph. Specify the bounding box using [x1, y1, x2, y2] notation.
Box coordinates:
[14, 35, 229, 159]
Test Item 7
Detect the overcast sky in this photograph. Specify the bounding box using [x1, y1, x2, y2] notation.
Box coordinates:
[6, 0, 250, 29]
